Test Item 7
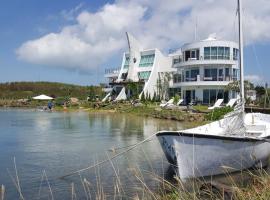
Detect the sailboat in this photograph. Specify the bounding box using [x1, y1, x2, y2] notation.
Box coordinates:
[156, 0, 270, 180]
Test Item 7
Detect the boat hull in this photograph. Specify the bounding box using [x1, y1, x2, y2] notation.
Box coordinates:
[157, 133, 270, 180]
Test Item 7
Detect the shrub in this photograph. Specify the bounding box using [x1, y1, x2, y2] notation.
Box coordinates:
[173, 94, 180, 104]
[205, 106, 234, 121]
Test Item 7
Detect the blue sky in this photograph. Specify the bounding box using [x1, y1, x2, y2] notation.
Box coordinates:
[0, 0, 269, 86]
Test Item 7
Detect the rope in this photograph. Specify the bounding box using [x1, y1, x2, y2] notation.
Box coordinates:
[59, 132, 158, 179]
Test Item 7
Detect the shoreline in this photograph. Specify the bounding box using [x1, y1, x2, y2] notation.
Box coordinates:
[0, 100, 207, 123]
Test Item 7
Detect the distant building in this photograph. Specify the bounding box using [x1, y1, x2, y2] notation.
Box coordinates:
[246, 90, 256, 101]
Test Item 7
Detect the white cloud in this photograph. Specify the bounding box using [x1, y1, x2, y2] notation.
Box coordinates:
[17, 0, 270, 72]
[245, 74, 263, 84]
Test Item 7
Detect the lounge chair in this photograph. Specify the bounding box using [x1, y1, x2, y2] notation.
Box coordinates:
[176, 99, 184, 106]
[226, 98, 238, 107]
[160, 99, 174, 108]
[208, 99, 224, 110]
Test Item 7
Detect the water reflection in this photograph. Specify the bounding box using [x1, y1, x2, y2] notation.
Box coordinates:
[0, 110, 185, 199]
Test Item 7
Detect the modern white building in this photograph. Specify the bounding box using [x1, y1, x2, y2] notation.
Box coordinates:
[103, 32, 174, 101]
[104, 33, 239, 105]
[170, 36, 239, 105]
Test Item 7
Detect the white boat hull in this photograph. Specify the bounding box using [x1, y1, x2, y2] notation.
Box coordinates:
[157, 133, 270, 180]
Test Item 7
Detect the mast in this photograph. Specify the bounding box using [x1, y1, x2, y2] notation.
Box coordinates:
[238, 0, 245, 112]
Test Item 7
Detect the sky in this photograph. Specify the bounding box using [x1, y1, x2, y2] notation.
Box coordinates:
[0, 0, 270, 86]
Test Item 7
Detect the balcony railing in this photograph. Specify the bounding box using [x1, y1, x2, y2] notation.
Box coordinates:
[176, 75, 238, 83]
[105, 68, 120, 75]
[173, 56, 236, 66]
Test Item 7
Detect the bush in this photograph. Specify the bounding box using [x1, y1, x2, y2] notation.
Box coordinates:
[173, 94, 180, 104]
[205, 106, 234, 121]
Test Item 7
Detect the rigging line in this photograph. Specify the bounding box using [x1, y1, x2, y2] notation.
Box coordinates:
[59, 132, 158, 179]
[251, 44, 264, 84]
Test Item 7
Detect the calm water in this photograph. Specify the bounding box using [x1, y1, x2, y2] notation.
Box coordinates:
[0, 109, 184, 199]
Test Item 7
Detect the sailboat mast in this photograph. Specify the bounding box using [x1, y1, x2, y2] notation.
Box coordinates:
[238, 0, 245, 111]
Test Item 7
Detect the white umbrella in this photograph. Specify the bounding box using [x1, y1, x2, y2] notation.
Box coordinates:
[33, 94, 53, 100]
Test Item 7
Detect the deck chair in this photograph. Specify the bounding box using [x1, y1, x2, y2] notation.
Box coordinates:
[160, 99, 174, 107]
[208, 99, 224, 110]
[176, 99, 184, 106]
[226, 98, 237, 107]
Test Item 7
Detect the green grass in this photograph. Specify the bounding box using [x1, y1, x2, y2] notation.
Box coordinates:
[193, 105, 209, 112]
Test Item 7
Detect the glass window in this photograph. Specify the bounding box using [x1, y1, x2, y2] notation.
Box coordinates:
[204, 47, 210, 60]
[185, 51, 190, 61]
[218, 47, 224, 59]
[210, 89, 217, 104]
[139, 54, 155, 67]
[124, 56, 130, 68]
[191, 50, 196, 58]
[225, 47, 230, 60]
[173, 74, 182, 83]
[138, 71, 151, 80]
[211, 47, 217, 60]
[217, 90, 224, 99]
[204, 68, 217, 81]
[218, 69, 223, 81]
[211, 68, 217, 81]
[191, 69, 199, 80]
[185, 71, 190, 81]
[196, 49, 200, 60]
[233, 48, 238, 60]
[203, 90, 210, 104]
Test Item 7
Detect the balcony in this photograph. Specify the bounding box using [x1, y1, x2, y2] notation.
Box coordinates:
[172, 75, 237, 87]
[173, 56, 237, 68]
[105, 68, 120, 78]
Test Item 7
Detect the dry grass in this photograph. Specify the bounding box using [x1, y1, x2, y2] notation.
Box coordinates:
[3, 155, 270, 200]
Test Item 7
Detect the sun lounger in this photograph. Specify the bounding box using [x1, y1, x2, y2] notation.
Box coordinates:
[160, 99, 174, 107]
[176, 99, 184, 106]
[208, 99, 224, 110]
[226, 98, 238, 107]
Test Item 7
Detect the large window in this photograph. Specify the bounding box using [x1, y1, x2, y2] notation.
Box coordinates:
[233, 68, 238, 81]
[233, 48, 239, 60]
[184, 49, 199, 61]
[204, 68, 217, 81]
[204, 46, 230, 60]
[173, 74, 182, 83]
[139, 54, 155, 67]
[138, 71, 151, 80]
[204, 47, 210, 60]
[203, 89, 228, 104]
[185, 68, 199, 81]
[173, 57, 182, 64]
[124, 56, 130, 69]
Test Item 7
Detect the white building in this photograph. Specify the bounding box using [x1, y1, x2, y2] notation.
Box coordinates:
[103, 32, 174, 101]
[170, 36, 239, 105]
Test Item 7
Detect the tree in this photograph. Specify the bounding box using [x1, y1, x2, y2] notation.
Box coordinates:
[255, 86, 265, 97]
[225, 80, 254, 99]
[141, 92, 145, 102]
[156, 72, 172, 100]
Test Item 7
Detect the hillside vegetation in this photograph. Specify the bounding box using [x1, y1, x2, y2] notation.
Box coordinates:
[0, 82, 103, 100]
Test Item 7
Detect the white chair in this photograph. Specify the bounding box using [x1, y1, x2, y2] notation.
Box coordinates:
[176, 99, 184, 106]
[208, 99, 224, 110]
[160, 99, 174, 107]
[226, 98, 237, 107]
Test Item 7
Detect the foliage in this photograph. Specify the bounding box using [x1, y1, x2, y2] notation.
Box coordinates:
[126, 81, 142, 100]
[0, 82, 104, 100]
[55, 96, 70, 106]
[205, 106, 234, 121]
[140, 92, 146, 102]
[173, 94, 180, 104]
[156, 72, 172, 100]
[255, 85, 265, 97]
[226, 80, 254, 93]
